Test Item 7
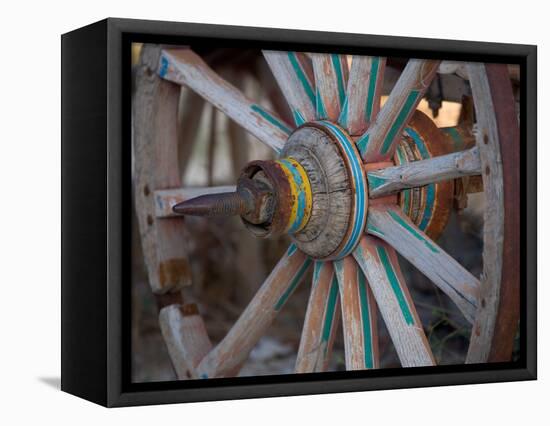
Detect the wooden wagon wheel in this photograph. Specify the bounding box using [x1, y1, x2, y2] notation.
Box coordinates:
[133, 44, 519, 379]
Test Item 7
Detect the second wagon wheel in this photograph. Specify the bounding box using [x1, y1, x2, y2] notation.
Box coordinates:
[135, 45, 519, 378]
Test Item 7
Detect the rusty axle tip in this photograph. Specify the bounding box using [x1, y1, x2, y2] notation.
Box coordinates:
[172, 192, 250, 217]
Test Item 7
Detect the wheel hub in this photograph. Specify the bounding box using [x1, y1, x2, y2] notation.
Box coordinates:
[394, 111, 455, 240]
[173, 111, 455, 259]
[240, 121, 368, 260]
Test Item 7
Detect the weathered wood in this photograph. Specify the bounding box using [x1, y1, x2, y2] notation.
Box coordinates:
[282, 125, 352, 259]
[133, 45, 192, 294]
[295, 261, 340, 373]
[154, 186, 236, 218]
[441, 124, 476, 153]
[394, 111, 455, 241]
[484, 64, 520, 362]
[257, 58, 295, 126]
[466, 64, 514, 363]
[159, 304, 212, 379]
[367, 147, 481, 198]
[310, 53, 348, 121]
[334, 257, 379, 370]
[263, 51, 316, 125]
[367, 205, 479, 323]
[485, 63, 520, 362]
[197, 245, 311, 378]
[438, 61, 469, 79]
[339, 56, 386, 135]
[438, 62, 520, 83]
[159, 48, 291, 153]
[353, 236, 435, 367]
[357, 59, 441, 162]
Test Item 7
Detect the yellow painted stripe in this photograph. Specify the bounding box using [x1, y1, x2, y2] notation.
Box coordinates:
[287, 157, 312, 231]
[276, 157, 312, 233]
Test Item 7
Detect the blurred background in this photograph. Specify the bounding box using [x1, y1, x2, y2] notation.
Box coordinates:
[131, 44, 519, 382]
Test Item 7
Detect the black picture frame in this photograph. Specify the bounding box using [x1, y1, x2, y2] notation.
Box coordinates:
[61, 17, 537, 407]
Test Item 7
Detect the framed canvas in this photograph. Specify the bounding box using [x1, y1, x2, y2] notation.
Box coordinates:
[61, 18, 537, 407]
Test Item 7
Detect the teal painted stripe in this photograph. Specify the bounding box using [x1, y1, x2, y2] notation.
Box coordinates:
[287, 52, 316, 106]
[365, 57, 380, 122]
[274, 258, 312, 311]
[405, 127, 435, 231]
[292, 109, 306, 126]
[333, 258, 344, 276]
[250, 104, 292, 136]
[287, 243, 298, 257]
[395, 146, 411, 215]
[367, 222, 385, 237]
[159, 56, 169, 78]
[353, 242, 366, 264]
[395, 145, 406, 165]
[320, 121, 367, 258]
[419, 183, 435, 231]
[402, 186, 411, 215]
[405, 127, 429, 158]
[357, 269, 374, 368]
[443, 127, 463, 151]
[312, 261, 323, 288]
[316, 87, 328, 119]
[321, 275, 339, 345]
[279, 158, 307, 233]
[380, 90, 420, 155]
[376, 246, 414, 325]
[367, 173, 387, 191]
[338, 96, 349, 127]
[388, 209, 439, 253]
[357, 132, 370, 154]
[331, 54, 347, 106]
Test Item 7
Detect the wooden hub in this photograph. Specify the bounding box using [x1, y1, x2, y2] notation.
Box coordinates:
[395, 111, 455, 240]
[240, 121, 368, 260]
[239, 113, 455, 258]
[177, 112, 456, 260]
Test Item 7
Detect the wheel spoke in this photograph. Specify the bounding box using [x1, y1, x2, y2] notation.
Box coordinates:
[159, 304, 212, 379]
[310, 53, 349, 121]
[197, 245, 311, 378]
[438, 61, 469, 79]
[357, 59, 441, 162]
[353, 236, 435, 367]
[263, 51, 316, 125]
[159, 49, 291, 153]
[154, 186, 236, 218]
[367, 205, 479, 323]
[334, 256, 379, 370]
[367, 146, 481, 198]
[339, 56, 386, 135]
[295, 261, 340, 373]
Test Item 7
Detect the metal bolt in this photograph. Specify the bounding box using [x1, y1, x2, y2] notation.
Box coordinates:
[172, 191, 251, 217]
